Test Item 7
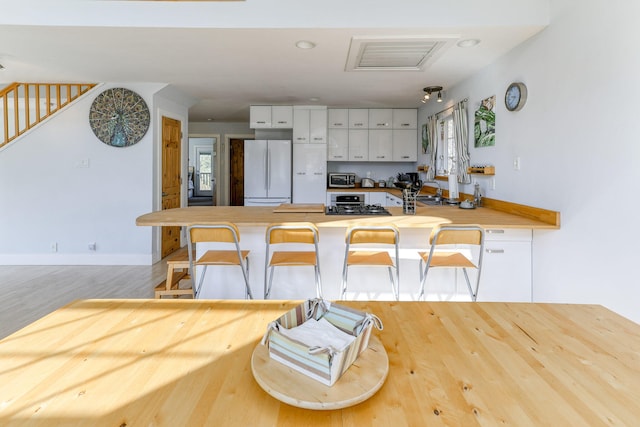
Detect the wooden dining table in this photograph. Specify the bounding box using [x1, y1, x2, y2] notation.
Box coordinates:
[0, 299, 638, 426]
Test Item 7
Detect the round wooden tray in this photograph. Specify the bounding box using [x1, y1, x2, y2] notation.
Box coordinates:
[251, 335, 388, 410]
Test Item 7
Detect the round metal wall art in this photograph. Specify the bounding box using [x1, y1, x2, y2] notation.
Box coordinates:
[89, 87, 150, 147]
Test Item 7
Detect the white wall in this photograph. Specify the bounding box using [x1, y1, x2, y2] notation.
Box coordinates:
[419, 0, 640, 323]
[0, 82, 188, 265]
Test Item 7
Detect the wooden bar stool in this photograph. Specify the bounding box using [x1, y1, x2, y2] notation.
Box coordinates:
[341, 225, 400, 301]
[264, 222, 322, 299]
[154, 247, 194, 298]
[417, 224, 485, 301]
[187, 222, 253, 299]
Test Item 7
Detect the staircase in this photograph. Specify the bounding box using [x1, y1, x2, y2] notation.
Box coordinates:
[0, 82, 96, 149]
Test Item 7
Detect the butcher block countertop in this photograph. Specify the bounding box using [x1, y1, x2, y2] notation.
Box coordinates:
[136, 205, 558, 229]
[1, 300, 638, 425]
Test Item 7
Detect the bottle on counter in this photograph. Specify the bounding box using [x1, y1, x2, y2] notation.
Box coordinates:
[473, 183, 482, 207]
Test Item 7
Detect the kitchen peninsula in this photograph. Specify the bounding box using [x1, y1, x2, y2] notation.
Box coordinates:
[137, 201, 559, 302]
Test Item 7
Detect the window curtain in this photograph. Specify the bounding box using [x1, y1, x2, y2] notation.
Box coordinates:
[425, 114, 438, 181]
[452, 99, 471, 184]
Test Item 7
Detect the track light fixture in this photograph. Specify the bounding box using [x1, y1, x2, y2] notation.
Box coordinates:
[421, 86, 443, 103]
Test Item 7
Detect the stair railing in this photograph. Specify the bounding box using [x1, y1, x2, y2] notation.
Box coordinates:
[0, 82, 96, 149]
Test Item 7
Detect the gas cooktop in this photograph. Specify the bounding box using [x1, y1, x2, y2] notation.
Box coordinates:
[325, 204, 392, 216]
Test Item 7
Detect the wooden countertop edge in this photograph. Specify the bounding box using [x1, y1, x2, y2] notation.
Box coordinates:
[328, 187, 560, 228]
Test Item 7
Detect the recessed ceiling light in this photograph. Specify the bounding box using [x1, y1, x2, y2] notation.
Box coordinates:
[457, 39, 480, 48]
[295, 40, 316, 49]
[309, 97, 320, 102]
[207, 118, 214, 122]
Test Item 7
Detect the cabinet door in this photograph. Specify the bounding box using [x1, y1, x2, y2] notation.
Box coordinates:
[293, 109, 310, 143]
[348, 109, 369, 129]
[368, 192, 387, 206]
[392, 109, 417, 129]
[386, 193, 403, 207]
[368, 109, 392, 129]
[309, 109, 327, 144]
[328, 109, 348, 128]
[272, 106, 293, 128]
[348, 129, 368, 161]
[369, 130, 392, 162]
[250, 106, 271, 128]
[393, 129, 417, 161]
[292, 144, 327, 203]
[476, 229, 532, 302]
[328, 129, 348, 161]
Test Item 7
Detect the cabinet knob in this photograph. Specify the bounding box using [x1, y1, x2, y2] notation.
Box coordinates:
[486, 249, 505, 254]
[486, 229, 505, 234]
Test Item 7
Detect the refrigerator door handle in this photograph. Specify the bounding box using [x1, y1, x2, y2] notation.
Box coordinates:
[267, 148, 271, 190]
[264, 148, 269, 191]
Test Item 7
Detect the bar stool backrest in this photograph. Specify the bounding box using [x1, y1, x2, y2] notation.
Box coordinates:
[346, 227, 398, 245]
[190, 222, 241, 244]
[430, 226, 483, 246]
[267, 222, 319, 245]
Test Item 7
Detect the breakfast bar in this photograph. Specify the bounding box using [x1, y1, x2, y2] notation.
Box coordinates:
[137, 204, 558, 301]
[0, 299, 638, 426]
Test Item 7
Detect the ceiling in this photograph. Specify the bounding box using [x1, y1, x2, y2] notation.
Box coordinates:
[0, 1, 549, 123]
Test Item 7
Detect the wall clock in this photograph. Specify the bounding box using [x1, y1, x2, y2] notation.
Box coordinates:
[504, 82, 528, 112]
[89, 87, 150, 147]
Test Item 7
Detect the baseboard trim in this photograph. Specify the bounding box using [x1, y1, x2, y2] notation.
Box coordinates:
[0, 253, 153, 266]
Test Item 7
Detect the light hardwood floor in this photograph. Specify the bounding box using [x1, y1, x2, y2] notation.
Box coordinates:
[0, 260, 171, 339]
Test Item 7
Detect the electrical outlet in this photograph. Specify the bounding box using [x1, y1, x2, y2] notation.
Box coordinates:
[513, 156, 521, 171]
[88, 242, 96, 251]
[50, 242, 57, 252]
[491, 178, 496, 190]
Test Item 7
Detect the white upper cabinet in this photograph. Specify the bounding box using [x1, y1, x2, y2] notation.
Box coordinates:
[369, 130, 392, 161]
[328, 109, 348, 129]
[250, 105, 293, 129]
[368, 109, 392, 129]
[392, 129, 417, 161]
[392, 109, 417, 129]
[348, 129, 369, 161]
[293, 107, 327, 144]
[348, 109, 369, 129]
[250, 106, 272, 128]
[271, 106, 294, 128]
[309, 109, 327, 144]
[326, 107, 418, 162]
[328, 128, 348, 161]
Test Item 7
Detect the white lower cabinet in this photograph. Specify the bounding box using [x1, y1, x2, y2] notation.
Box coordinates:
[386, 193, 403, 207]
[368, 192, 387, 206]
[476, 228, 532, 302]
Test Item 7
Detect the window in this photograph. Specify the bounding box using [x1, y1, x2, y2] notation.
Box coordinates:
[435, 114, 457, 176]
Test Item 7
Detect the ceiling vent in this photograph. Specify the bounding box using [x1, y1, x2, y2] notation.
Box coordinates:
[345, 36, 457, 71]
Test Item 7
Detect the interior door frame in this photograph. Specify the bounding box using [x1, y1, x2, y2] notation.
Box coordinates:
[152, 109, 188, 264]
[189, 133, 220, 202]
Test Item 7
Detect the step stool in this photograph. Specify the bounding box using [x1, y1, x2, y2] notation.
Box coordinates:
[154, 247, 194, 298]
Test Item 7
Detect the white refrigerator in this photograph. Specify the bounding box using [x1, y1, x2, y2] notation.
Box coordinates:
[244, 140, 292, 206]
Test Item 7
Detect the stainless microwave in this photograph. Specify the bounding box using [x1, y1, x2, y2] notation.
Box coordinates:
[328, 172, 356, 188]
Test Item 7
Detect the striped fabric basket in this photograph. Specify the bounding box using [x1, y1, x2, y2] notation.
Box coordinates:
[261, 299, 383, 386]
